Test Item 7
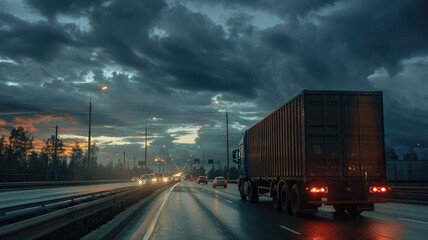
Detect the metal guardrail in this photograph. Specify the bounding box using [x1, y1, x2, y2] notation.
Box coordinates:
[389, 187, 428, 193]
[0, 181, 177, 240]
[0, 186, 136, 223]
[0, 179, 132, 189]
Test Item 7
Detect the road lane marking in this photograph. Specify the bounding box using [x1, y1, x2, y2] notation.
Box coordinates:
[142, 183, 179, 240]
[398, 218, 428, 225]
[20, 194, 43, 200]
[279, 225, 301, 235]
[225, 200, 233, 204]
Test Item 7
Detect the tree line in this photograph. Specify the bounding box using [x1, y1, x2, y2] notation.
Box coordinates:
[0, 127, 150, 182]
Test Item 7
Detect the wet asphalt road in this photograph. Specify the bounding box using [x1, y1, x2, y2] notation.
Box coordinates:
[118, 181, 428, 240]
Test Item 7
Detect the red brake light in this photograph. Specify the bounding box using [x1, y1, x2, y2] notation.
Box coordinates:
[215, 181, 218, 183]
[225, 181, 227, 183]
[370, 186, 387, 193]
[309, 187, 328, 193]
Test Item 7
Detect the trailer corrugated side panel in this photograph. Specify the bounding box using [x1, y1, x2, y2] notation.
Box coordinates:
[247, 95, 305, 178]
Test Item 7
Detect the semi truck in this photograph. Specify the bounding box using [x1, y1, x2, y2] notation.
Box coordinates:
[232, 90, 388, 216]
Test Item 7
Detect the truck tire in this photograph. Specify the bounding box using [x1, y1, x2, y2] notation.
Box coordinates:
[333, 204, 346, 214]
[248, 181, 259, 203]
[291, 184, 302, 216]
[272, 184, 282, 211]
[280, 183, 292, 214]
[346, 205, 362, 216]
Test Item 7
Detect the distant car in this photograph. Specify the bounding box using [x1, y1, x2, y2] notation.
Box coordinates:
[185, 175, 191, 180]
[197, 176, 208, 184]
[213, 176, 227, 188]
[139, 176, 154, 184]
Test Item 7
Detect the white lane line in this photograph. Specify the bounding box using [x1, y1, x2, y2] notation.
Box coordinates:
[142, 183, 180, 240]
[20, 194, 43, 200]
[279, 225, 301, 235]
[225, 199, 233, 204]
[398, 218, 428, 225]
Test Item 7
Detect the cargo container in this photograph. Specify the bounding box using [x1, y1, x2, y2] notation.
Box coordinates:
[232, 90, 388, 216]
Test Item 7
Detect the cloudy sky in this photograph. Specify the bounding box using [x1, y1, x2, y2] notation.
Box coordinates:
[1, 0, 427, 170]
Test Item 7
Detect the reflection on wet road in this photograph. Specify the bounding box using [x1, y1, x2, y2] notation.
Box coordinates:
[119, 181, 428, 240]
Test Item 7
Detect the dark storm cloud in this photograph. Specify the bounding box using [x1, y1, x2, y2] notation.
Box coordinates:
[140, 3, 260, 96]
[226, 13, 255, 38]
[319, 0, 428, 75]
[188, 0, 340, 18]
[26, 0, 102, 18]
[0, 12, 78, 62]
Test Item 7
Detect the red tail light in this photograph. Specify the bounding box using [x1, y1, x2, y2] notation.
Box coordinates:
[308, 187, 328, 193]
[370, 186, 387, 193]
[225, 181, 227, 183]
[215, 181, 218, 183]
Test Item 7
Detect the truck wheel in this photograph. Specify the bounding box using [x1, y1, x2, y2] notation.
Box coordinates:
[280, 183, 292, 214]
[291, 184, 302, 216]
[333, 205, 346, 214]
[272, 184, 282, 211]
[239, 184, 246, 200]
[248, 181, 259, 203]
[346, 205, 362, 216]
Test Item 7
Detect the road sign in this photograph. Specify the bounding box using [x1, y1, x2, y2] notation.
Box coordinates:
[138, 161, 145, 166]
[208, 159, 213, 164]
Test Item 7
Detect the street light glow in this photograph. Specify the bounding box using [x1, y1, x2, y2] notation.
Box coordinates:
[101, 86, 108, 90]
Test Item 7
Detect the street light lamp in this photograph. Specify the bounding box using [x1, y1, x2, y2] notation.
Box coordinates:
[215, 101, 229, 180]
[154, 157, 165, 173]
[87, 86, 108, 176]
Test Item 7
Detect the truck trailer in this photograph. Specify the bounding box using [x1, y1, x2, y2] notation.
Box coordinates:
[233, 90, 388, 216]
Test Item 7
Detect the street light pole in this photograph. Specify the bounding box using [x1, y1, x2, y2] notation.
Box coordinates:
[145, 117, 156, 172]
[87, 86, 107, 177]
[145, 124, 148, 171]
[215, 101, 230, 179]
[88, 93, 92, 175]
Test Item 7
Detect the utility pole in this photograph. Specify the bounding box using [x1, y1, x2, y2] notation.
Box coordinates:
[88, 97, 92, 175]
[54, 125, 58, 181]
[134, 155, 136, 177]
[226, 109, 230, 180]
[215, 101, 230, 180]
[123, 151, 126, 167]
[145, 125, 148, 170]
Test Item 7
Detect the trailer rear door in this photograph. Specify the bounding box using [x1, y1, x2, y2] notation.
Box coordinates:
[304, 91, 385, 182]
